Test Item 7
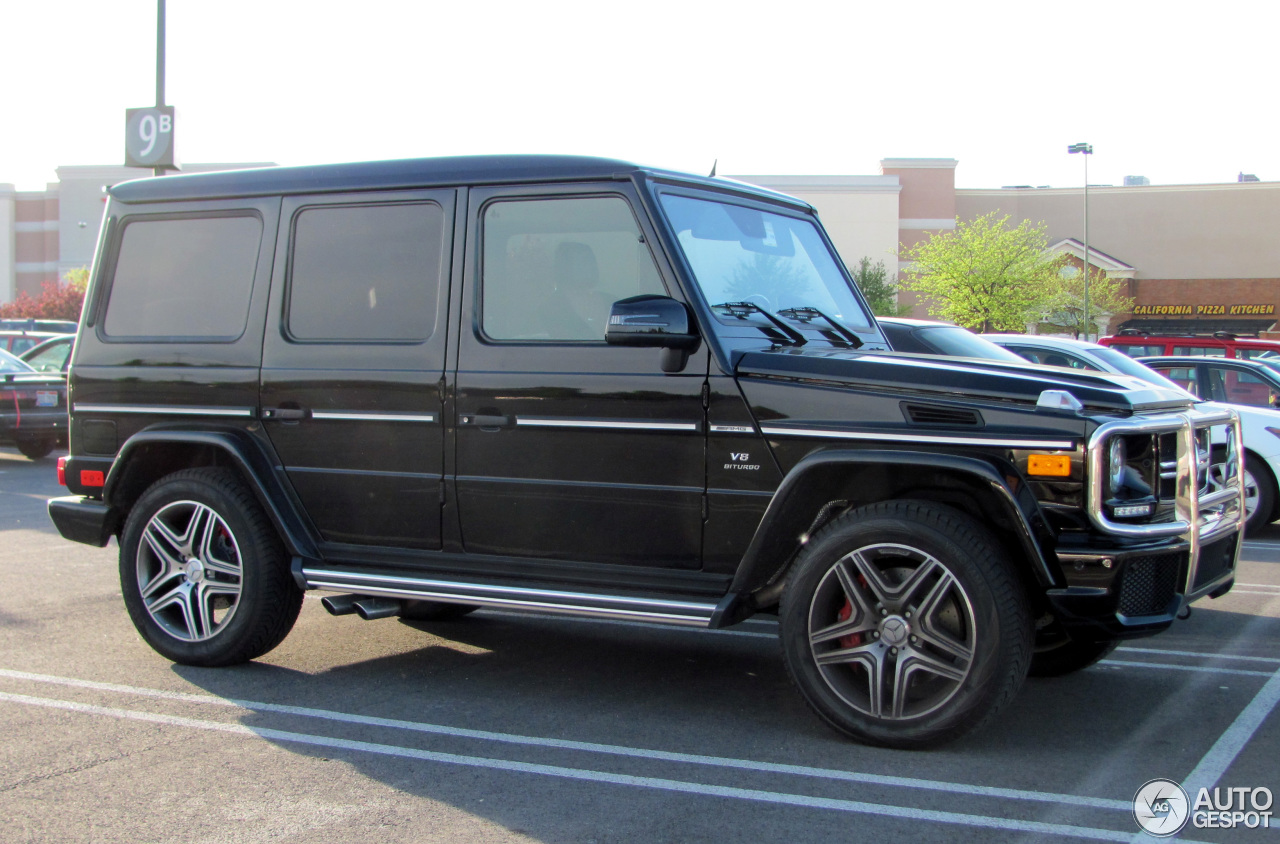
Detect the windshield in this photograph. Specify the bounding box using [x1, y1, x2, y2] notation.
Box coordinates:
[0, 349, 35, 373]
[1090, 347, 1187, 390]
[919, 326, 1026, 361]
[659, 193, 874, 332]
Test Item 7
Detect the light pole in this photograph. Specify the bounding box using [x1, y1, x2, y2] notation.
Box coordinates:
[1068, 143, 1093, 339]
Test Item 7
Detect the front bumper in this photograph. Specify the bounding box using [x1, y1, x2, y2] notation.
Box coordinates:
[1051, 405, 1245, 639]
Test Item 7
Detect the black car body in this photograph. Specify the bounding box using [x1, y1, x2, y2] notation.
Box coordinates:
[47, 156, 1245, 747]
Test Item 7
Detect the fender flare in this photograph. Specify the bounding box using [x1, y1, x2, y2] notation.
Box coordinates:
[716, 449, 1057, 622]
[103, 424, 320, 563]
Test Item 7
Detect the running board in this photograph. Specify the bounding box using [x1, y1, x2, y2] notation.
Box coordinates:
[302, 567, 720, 628]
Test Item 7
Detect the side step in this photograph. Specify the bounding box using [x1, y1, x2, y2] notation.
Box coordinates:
[303, 567, 720, 628]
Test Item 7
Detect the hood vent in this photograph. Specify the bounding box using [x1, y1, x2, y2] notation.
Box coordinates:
[902, 402, 983, 428]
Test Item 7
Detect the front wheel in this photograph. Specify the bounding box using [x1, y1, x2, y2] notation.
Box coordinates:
[119, 468, 303, 666]
[779, 501, 1032, 748]
[1029, 625, 1119, 677]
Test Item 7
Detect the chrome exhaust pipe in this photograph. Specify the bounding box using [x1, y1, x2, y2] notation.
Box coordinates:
[320, 594, 360, 616]
[354, 597, 403, 620]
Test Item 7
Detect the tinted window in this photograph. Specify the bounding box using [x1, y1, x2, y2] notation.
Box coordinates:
[0, 349, 33, 373]
[105, 215, 261, 339]
[1110, 343, 1166, 357]
[1005, 346, 1097, 369]
[481, 196, 665, 341]
[289, 202, 445, 342]
[1172, 345, 1225, 357]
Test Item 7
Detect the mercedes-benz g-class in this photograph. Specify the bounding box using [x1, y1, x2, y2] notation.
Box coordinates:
[48, 156, 1244, 747]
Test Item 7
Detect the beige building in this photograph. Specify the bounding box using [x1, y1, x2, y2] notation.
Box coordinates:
[6, 158, 1277, 339]
[737, 159, 1279, 336]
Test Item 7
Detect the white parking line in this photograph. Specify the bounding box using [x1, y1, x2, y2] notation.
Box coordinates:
[1117, 646, 1280, 664]
[1100, 660, 1273, 677]
[1181, 668, 1280, 797]
[0, 689, 1195, 843]
[0, 668, 1127, 811]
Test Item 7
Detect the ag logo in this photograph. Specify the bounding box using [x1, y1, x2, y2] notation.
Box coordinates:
[1133, 779, 1190, 837]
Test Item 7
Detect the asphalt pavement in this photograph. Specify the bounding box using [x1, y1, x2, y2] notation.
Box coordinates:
[1, 445, 1277, 843]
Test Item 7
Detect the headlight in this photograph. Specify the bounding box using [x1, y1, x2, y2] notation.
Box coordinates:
[1108, 437, 1127, 496]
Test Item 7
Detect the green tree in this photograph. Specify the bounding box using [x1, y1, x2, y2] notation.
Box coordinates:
[1038, 267, 1134, 339]
[0, 267, 88, 321]
[851, 257, 909, 316]
[900, 213, 1065, 332]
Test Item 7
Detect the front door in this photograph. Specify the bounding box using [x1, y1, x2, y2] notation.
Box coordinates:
[452, 184, 707, 568]
[261, 189, 456, 550]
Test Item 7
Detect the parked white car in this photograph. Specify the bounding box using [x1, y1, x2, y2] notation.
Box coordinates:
[985, 334, 1280, 533]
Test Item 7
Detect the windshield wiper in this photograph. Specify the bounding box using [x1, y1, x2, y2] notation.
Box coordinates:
[777, 306, 864, 348]
[712, 302, 806, 346]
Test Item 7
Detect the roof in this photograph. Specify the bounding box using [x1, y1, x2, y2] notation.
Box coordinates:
[982, 334, 1110, 352]
[107, 154, 808, 206]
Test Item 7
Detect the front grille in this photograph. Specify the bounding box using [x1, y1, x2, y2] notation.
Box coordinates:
[1194, 535, 1237, 590]
[1117, 553, 1182, 617]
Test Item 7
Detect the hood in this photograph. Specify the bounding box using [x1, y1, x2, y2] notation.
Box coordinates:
[735, 347, 1194, 415]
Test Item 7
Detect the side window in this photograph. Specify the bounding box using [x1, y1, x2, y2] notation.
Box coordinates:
[1172, 345, 1225, 357]
[1153, 365, 1201, 397]
[1216, 367, 1275, 407]
[24, 340, 71, 372]
[288, 202, 445, 342]
[481, 196, 666, 342]
[104, 215, 262, 340]
[1112, 344, 1165, 357]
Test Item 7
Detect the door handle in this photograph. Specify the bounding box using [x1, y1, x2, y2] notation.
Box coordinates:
[459, 413, 512, 429]
[265, 407, 308, 421]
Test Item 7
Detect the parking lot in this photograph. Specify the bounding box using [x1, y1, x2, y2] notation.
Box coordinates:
[1, 445, 1277, 843]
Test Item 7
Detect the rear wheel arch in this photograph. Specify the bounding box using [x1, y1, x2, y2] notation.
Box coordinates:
[103, 428, 319, 561]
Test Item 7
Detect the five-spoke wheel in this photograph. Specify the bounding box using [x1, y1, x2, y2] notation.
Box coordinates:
[780, 501, 1031, 748]
[119, 469, 303, 666]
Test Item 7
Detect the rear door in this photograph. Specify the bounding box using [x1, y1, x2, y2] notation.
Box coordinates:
[260, 190, 456, 550]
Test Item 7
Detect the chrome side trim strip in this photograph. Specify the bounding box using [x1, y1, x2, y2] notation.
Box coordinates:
[303, 568, 717, 628]
[516, 417, 699, 432]
[311, 412, 436, 423]
[758, 426, 1075, 450]
[73, 404, 254, 418]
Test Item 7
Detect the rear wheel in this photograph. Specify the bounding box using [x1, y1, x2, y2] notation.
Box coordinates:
[779, 501, 1032, 748]
[16, 436, 56, 460]
[119, 468, 303, 666]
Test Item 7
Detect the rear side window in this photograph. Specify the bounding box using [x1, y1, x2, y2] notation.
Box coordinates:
[1171, 345, 1225, 357]
[104, 215, 262, 340]
[287, 202, 446, 342]
[1110, 343, 1166, 357]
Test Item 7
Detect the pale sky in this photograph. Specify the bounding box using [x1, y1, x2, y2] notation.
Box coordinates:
[3, 0, 1277, 191]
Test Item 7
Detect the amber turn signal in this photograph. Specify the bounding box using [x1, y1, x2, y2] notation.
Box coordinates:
[1027, 454, 1071, 477]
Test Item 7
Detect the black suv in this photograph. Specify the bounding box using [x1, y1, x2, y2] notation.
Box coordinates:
[48, 155, 1244, 748]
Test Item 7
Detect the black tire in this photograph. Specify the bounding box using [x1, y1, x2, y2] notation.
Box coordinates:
[118, 468, 303, 666]
[15, 436, 56, 460]
[1029, 626, 1119, 677]
[1243, 455, 1277, 535]
[779, 500, 1032, 748]
[399, 600, 480, 621]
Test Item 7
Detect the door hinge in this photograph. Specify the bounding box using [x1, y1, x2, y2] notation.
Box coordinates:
[701, 494, 709, 521]
[701, 382, 710, 408]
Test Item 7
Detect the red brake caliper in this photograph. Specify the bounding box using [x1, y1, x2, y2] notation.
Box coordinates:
[837, 600, 863, 649]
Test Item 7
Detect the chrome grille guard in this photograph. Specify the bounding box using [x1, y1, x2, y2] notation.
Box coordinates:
[1085, 405, 1244, 605]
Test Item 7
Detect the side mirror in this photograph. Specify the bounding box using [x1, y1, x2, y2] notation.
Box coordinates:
[606, 295, 700, 373]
